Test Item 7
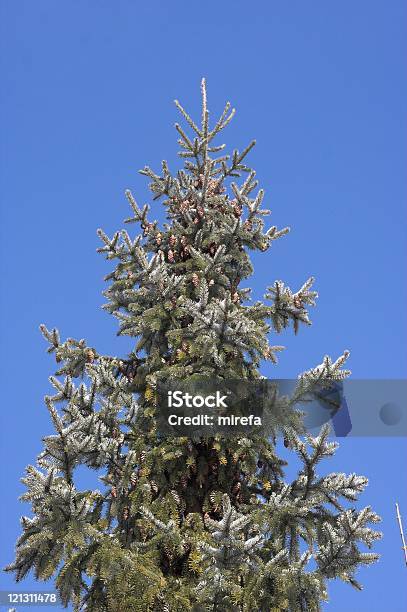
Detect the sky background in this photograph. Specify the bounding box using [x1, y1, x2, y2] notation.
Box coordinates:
[1, 1, 406, 610]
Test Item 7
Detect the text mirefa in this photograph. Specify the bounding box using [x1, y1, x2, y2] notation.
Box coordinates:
[167, 414, 262, 426]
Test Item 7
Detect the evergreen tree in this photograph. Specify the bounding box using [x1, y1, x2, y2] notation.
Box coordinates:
[6, 80, 381, 611]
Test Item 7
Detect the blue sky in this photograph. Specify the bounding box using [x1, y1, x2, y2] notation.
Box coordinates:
[1, 1, 406, 610]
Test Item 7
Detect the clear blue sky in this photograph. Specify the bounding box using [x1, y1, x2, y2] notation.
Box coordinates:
[1, 1, 406, 610]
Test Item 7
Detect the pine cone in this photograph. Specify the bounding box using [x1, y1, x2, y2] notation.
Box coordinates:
[194, 174, 205, 188]
[232, 482, 241, 494]
[191, 273, 199, 287]
[169, 234, 177, 247]
[208, 242, 217, 256]
[85, 349, 96, 363]
[143, 222, 154, 236]
[207, 178, 224, 195]
[155, 232, 162, 245]
[167, 249, 175, 263]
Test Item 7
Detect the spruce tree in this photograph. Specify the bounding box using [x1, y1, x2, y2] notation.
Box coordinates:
[7, 80, 381, 611]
